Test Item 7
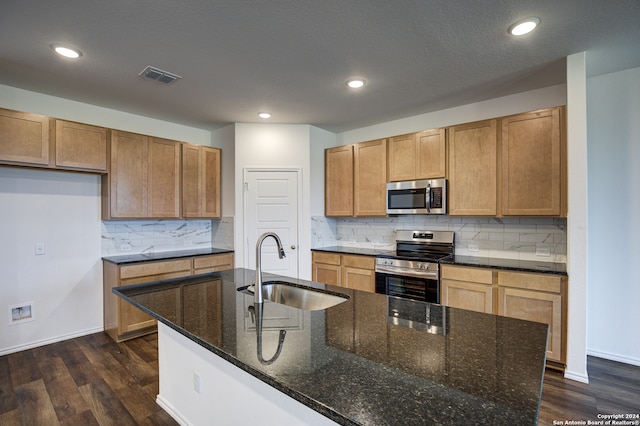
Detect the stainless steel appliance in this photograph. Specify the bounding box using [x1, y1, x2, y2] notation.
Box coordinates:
[387, 297, 447, 336]
[375, 230, 454, 303]
[386, 178, 447, 215]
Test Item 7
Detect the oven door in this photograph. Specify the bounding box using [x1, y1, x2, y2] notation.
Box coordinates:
[375, 271, 439, 304]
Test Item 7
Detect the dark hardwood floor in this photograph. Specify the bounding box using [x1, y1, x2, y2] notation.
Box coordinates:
[1, 332, 638, 425]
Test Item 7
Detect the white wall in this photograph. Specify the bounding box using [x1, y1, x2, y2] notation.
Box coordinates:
[233, 123, 313, 279]
[565, 53, 589, 382]
[586, 66, 640, 365]
[0, 168, 102, 355]
[0, 84, 212, 145]
[0, 85, 215, 354]
[338, 84, 567, 144]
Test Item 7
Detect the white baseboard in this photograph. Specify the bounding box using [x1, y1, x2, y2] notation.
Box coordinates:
[563, 370, 589, 383]
[156, 395, 190, 426]
[0, 326, 104, 356]
[587, 349, 640, 367]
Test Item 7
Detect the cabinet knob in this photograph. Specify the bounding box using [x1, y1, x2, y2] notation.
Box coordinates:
[290, 245, 296, 250]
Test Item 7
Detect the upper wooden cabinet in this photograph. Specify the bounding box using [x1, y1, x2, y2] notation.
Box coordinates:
[0, 108, 50, 166]
[354, 138, 387, 216]
[325, 145, 354, 216]
[54, 120, 107, 172]
[103, 131, 180, 219]
[388, 128, 446, 181]
[448, 119, 498, 216]
[0, 109, 108, 173]
[182, 144, 221, 218]
[501, 107, 565, 216]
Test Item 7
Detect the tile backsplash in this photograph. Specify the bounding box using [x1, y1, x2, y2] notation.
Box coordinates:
[101, 216, 234, 256]
[312, 215, 566, 263]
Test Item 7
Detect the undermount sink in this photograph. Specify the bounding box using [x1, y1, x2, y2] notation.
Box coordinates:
[238, 281, 349, 311]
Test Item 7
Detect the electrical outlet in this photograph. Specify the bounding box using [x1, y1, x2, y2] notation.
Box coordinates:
[536, 248, 551, 257]
[35, 243, 45, 255]
[120, 244, 131, 252]
[193, 372, 201, 393]
[468, 244, 479, 252]
[184, 240, 193, 247]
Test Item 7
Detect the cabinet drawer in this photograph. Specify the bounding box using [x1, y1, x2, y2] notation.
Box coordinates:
[193, 253, 234, 271]
[342, 254, 375, 270]
[120, 259, 192, 280]
[441, 265, 493, 284]
[312, 252, 341, 266]
[497, 271, 562, 293]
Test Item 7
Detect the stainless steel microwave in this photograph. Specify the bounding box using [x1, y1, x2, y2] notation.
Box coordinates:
[386, 178, 447, 215]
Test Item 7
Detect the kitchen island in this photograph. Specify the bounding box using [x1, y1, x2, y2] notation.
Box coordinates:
[113, 268, 549, 425]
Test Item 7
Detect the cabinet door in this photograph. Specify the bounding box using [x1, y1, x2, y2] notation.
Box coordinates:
[0, 109, 50, 166]
[342, 267, 374, 292]
[416, 128, 446, 179]
[440, 265, 494, 313]
[387, 133, 417, 182]
[54, 120, 107, 171]
[182, 144, 221, 218]
[312, 252, 342, 286]
[201, 146, 221, 218]
[354, 139, 387, 216]
[501, 107, 563, 216]
[342, 255, 375, 293]
[108, 130, 148, 218]
[497, 287, 563, 362]
[441, 279, 494, 314]
[325, 145, 354, 216]
[313, 262, 342, 287]
[448, 119, 498, 216]
[148, 137, 180, 218]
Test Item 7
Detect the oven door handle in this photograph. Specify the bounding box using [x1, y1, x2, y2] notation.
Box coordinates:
[375, 266, 438, 280]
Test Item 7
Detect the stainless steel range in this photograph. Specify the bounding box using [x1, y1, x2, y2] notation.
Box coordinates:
[375, 230, 454, 303]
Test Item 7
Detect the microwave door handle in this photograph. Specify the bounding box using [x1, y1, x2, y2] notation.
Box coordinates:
[426, 183, 432, 213]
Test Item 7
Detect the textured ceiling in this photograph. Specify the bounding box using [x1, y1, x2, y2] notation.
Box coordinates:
[0, 0, 638, 132]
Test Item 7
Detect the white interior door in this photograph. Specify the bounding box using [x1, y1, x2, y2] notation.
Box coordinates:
[244, 169, 299, 279]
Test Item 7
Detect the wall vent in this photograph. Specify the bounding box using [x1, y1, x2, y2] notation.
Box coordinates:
[139, 65, 182, 84]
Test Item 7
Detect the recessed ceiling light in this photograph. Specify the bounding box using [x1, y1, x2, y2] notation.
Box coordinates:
[346, 78, 366, 89]
[508, 17, 540, 36]
[258, 112, 271, 119]
[51, 44, 82, 59]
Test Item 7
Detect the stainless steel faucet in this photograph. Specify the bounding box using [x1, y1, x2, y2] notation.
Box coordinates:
[254, 232, 286, 304]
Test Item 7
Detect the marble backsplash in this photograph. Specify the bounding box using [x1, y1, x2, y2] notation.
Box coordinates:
[312, 215, 567, 263]
[101, 217, 234, 256]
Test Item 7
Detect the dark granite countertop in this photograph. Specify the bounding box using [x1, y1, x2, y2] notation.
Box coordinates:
[312, 246, 567, 275]
[311, 246, 395, 257]
[113, 268, 548, 425]
[102, 247, 234, 265]
[441, 255, 567, 275]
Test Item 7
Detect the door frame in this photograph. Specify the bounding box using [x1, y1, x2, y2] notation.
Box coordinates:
[242, 167, 303, 278]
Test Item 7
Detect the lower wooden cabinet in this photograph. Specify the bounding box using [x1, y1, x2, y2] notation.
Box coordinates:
[441, 265, 494, 314]
[497, 270, 565, 364]
[440, 264, 567, 365]
[103, 252, 233, 342]
[312, 252, 375, 293]
[342, 255, 375, 292]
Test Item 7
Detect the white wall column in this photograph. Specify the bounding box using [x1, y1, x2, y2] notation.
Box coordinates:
[564, 52, 589, 383]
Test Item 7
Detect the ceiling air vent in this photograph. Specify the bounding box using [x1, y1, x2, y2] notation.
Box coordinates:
[139, 65, 182, 84]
